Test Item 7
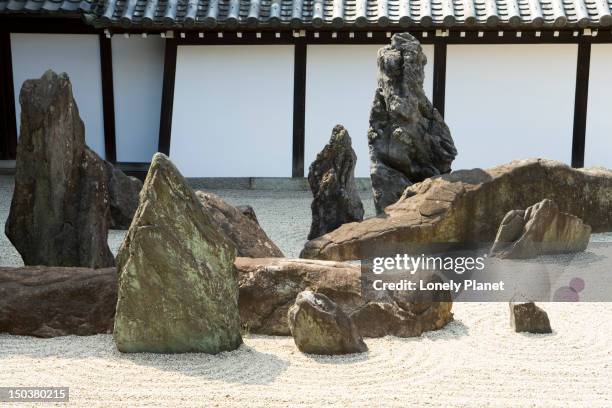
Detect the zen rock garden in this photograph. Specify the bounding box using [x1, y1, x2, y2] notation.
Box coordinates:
[6, 32, 612, 354]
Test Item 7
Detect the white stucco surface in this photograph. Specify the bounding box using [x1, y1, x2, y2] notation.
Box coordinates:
[585, 44, 612, 169]
[10, 34, 106, 159]
[112, 36, 165, 163]
[305, 44, 434, 177]
[445, 44, 577, 171]
[171, 45, 294, 177]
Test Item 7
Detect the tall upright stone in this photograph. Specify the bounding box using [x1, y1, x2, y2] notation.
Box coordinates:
[308, 125, 364, 240]
[369, 33, 457, 214]
[114, 153, 243, 354]
[5, 70, 114, 268]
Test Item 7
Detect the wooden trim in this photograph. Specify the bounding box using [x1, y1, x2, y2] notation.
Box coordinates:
[158, 38, 178, 155]
[432, 42, 447, 117]
[292, 40, 307, 178]
[572, 42, 591, 168]
[0, 16, 99, 34]
[99, 35, 117, 163]
[0, 31, 17, 160]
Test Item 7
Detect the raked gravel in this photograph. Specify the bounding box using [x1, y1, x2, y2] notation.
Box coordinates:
[0, 175, 611, 407]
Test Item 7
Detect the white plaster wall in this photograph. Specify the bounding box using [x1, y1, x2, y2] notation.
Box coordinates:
[445, 44, 577, 170]
[112, 36, 165, 163]
[305, 44, 434, 177]
[10, 34, 106, 159]
[171, 45, 294, 177]
[585, 44, 612, 169]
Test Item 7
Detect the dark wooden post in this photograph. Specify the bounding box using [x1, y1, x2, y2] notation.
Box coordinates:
[571, 42, 591, 168]
[99, 34, 117, 163]
[432, 42, 447, 118]
[158, 38, 178, 156]
[292, 39, 307, 178]
[0, 30, 18, 160]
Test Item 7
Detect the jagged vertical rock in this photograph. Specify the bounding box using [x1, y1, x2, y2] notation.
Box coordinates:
[114, 153, 243, 354]
[307, 125, 364, 240]
[369, 33, 457, 214]
[5, 70, 114, 268]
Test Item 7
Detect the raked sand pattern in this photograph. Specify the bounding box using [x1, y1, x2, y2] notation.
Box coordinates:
[1, 302, 611, 407]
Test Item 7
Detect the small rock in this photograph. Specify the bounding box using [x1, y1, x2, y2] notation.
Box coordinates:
[307, 125, 364, 240]
[196, 191, 283, 258]
[509, 301, 552, 334]
[288, 290, 367, 355]
[114, 153, 242, 354]
[104, 162, 143, 229]
[491, 199, 591, 259]
[0, 266, 116, 337]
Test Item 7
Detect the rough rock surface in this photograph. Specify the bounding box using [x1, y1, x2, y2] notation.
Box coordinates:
[301, 159, 612, 261]
[0, 266, 116, 337]
[196, 191, 283, 257]
[236, 257, 453, 337]
[237, 205, 258, 224]
[105, 162, 143, 229]
[369, 33, 457, 214]
[5, 70, 114, 268]
[114, 153, 242, 354]
[491, 199, 591, 259]
[307, 125, 364, 240]
[509, 301, 552, 334]
[288, 290, 367, 355]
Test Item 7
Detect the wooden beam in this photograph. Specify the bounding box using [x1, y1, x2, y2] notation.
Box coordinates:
[158, 38, 178, 156]
[572, 42, 590, 168]
[0, 31, 17, 160]
[292, 39, 307, 178]
[99, 35, 117, 163]
[432, 42, 447, 117]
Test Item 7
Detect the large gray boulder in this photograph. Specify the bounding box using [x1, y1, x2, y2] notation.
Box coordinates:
[301, 159, 612, 261]
[369, 33, 457, 214]
[236, 257, 453, 338]
[5, 70, 114, 268]
[491, 199, 591, 259]
[114, 153, 242, 354]
[0, 266, 116, 337]
[288, 291, 367, 355]
[307, 125, 364, 240]
[196, 191, 283, 257]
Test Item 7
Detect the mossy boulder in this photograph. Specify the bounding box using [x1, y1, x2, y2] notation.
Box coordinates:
[114, 153, 242, 354]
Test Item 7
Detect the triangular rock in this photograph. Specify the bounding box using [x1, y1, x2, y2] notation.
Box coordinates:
[114, 153, 242, 353]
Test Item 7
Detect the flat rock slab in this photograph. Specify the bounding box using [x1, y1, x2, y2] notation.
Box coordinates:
[114, 153, 243, 354]
[0, 266, 116, 337]
[288, 290, 367, 355]
[301, 159, 612, 261]
[491, 199, 591, 259]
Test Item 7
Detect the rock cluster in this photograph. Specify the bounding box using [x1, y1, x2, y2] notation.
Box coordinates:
[196, 191, 283, 257]
[509, 301, 552, 334]
[369, 33, 457, 214]
[113, 153, 242, 354]
[236, 257, 453, 338]
[301, 159, 612, 261]
[5, 70, 141, 269]
[0, 266, 116, 337]
[491, 199, 591, 259]
[307, 125, 364, 240]
[288, 291, 367, 355]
